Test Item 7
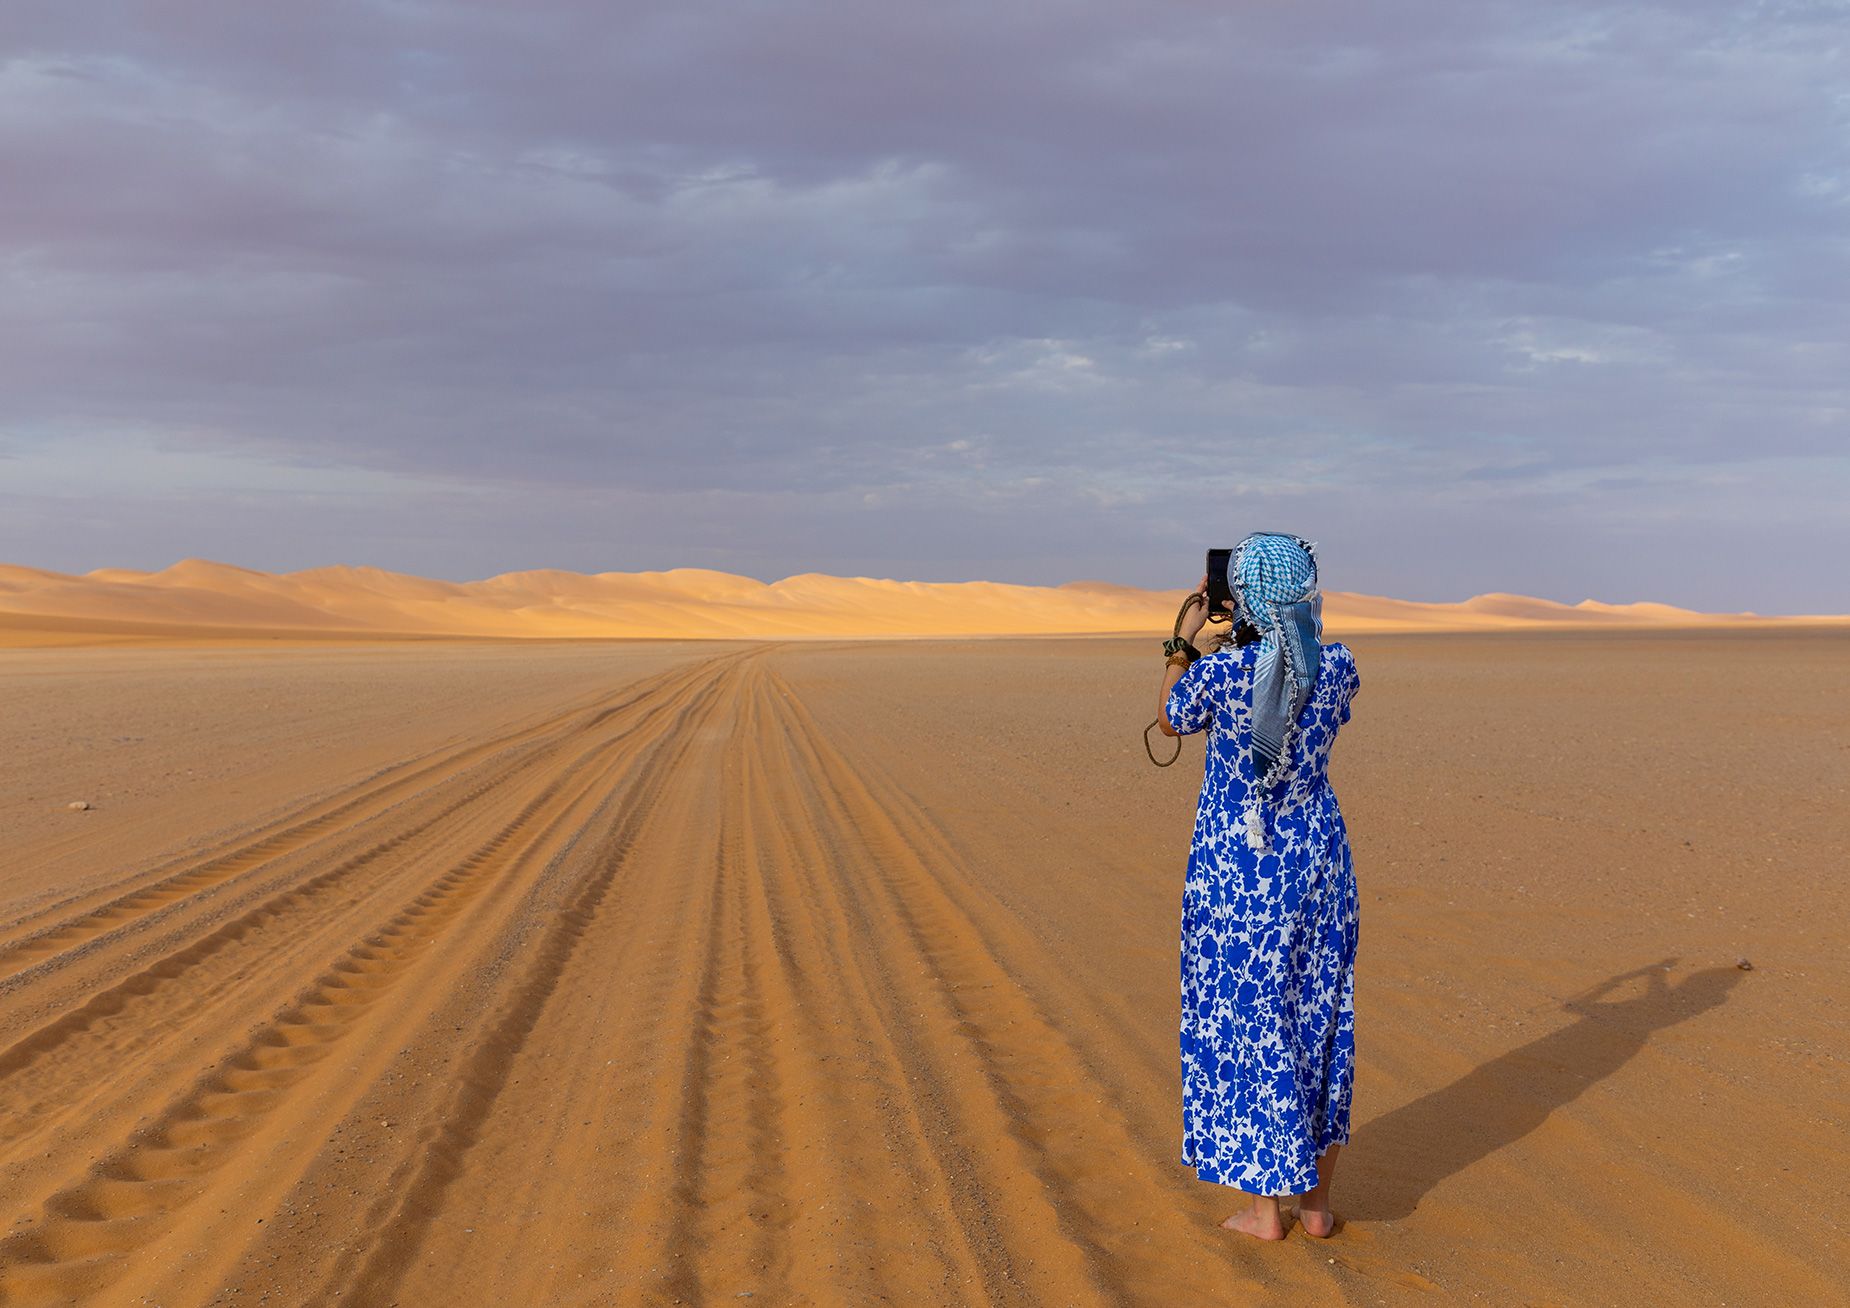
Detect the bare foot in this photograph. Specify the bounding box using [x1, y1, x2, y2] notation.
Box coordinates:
[1220, 1202, 1286, 1241]
[1296, 1201, 1335, 1238]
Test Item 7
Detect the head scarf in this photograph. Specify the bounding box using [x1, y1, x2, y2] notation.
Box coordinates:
[1225, 532, 1323, 844]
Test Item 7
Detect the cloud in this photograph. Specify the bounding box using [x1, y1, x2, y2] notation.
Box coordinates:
[1, 0, 1846, 610]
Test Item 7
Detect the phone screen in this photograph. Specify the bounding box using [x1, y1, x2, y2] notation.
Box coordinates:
[1205, 548, 1234, 621]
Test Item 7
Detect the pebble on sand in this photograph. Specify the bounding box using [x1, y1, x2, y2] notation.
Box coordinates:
[66, 800, 91, 811]
[1735, 958, 1754, 971]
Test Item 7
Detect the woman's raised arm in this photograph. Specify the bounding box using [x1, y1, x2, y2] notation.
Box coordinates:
[1157, 576, 1210, 736]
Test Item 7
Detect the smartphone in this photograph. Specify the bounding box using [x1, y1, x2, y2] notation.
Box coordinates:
[1205, 548, 1235, 622]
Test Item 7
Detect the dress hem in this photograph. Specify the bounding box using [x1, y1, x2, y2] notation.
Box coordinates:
[1180, 1124, 1352, 1196]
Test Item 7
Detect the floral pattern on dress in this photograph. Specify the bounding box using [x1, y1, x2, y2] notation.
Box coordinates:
[1165, 639, 1361, 1195]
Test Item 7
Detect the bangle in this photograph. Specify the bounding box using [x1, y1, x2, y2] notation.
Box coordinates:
[1165, 650, 1192, 670]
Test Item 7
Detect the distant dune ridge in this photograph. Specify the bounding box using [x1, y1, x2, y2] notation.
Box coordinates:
[0, 558, 1841, 644]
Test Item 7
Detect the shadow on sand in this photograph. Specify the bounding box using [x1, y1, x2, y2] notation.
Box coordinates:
[1348, 959, 1744, 1220]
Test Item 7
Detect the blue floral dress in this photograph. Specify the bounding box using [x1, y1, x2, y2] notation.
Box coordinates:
[1165, 639, 1361, 1195]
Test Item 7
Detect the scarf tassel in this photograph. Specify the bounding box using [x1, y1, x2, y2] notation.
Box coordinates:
[1242, 797, 1270, 853]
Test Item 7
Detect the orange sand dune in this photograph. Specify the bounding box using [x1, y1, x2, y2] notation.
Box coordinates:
[0, 559, 1839, 645]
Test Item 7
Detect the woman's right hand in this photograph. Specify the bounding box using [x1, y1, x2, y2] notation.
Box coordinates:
[1179, 573, 1210, 641]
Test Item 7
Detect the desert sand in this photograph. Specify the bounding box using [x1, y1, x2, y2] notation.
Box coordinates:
[1, 631, 1845, 1306]
[3, 559, 1840, 647]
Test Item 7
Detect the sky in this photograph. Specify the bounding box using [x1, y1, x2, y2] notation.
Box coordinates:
[2, 1, 1846, 612]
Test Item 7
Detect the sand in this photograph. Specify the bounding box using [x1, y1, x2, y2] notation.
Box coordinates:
[4, 559, 1839, 647]
[0, 631, 1845, 1305]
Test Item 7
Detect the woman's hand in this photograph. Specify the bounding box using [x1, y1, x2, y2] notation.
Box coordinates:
[1157, 574, 1210, 737]
[1178, 573, 1210, 641]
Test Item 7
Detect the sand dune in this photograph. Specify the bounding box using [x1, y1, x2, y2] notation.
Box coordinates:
[0, 558, 1839, 645]
[0, 634, 1842, 1304]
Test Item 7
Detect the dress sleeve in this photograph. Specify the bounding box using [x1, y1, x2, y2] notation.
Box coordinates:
[1164, 658, 1217, 736]
[1338, 649, 1360, 725]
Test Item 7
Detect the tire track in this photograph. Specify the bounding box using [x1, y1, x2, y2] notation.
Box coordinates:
[502, 663, 817, 1308]
[749, 676, 1107, 1307]
[0, 663, 727, 1307]
[345, 657, 964, 1307]
[719, 665, 1001, 1305]
[373, 689, 748, 1305]
[652, 800, 792, 1304]
[351, 660, 755, 1307]
[307, 659, 739, 1306]
[0, 665, 696, 980]
[0, 663, 715, 1149]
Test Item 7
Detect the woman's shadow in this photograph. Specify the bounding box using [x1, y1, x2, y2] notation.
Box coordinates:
[1347, 959, 1744, 1220]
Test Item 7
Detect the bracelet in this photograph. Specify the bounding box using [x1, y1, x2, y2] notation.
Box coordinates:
[1165, 650, 1193, 670]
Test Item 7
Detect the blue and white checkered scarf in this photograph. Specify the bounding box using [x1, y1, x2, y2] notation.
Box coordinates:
[1227, 532, 1323, 807]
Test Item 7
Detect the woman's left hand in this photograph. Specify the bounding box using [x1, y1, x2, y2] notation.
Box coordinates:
[1179, 574, 1210, 641]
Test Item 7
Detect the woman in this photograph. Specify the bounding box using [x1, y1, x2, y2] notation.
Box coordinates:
[1156, 532, 1361, 1241]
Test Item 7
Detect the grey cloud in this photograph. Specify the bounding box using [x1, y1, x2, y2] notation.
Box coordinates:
[1, 0, 1846, 610]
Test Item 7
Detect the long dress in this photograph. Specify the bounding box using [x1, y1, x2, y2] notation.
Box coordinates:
[1164, 638, 1361, 1195]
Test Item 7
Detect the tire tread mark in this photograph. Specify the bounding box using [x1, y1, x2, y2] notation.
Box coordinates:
[306, 660, 739, 1308]
[651, 675, 795, 1303]
[0, 664, 700, 980]
[0, 663, 716, 1122]
[0, 665, 724, 1308]
[730, 665, 1003, 1305]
